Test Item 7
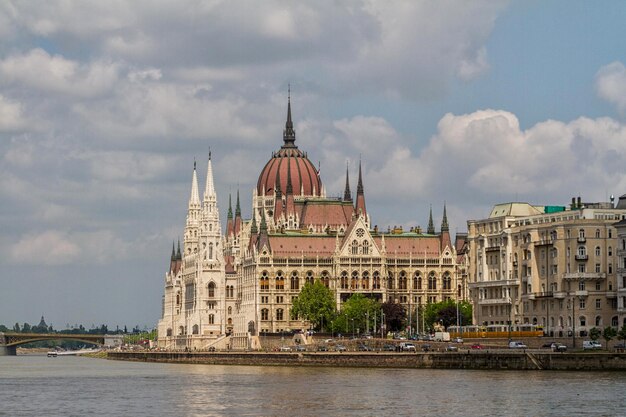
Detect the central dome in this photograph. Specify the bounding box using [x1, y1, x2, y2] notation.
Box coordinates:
[256, 98, 322, 197]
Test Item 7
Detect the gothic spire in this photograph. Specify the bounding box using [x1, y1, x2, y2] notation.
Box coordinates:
[170, 241, 176, 261]
[355, 159, 366, 217]
[427, 205, 435, 234]
[235, 189, 241, 217]
[283, 85, 296, 147]
[189, 160, 200, 205]
[204, 151, 216, 199]
[251, 211, 258, 234]
[260, 208, 268, 233]
[343, 162, 352, 202]
[176, 239, 182, 259]
[357, 159, 364, 195]
[441, 202, 449, 232]
[227, 193, 233, 219]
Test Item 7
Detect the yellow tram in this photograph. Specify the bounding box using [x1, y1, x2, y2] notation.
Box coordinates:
[448, 324, 544, 339]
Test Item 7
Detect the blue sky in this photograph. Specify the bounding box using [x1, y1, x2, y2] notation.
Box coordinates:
[1, 1, 626, 328]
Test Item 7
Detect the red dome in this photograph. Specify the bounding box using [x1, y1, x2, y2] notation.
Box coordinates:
[257, 97, 322, 197]
[257, 147, 322, 197]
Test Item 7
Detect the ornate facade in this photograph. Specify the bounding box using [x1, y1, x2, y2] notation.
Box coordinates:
[158, 98, 467, 351]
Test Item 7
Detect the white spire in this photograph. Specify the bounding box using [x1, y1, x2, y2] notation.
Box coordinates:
[204, 153, 216, 200]
[189, 161, 200, 206]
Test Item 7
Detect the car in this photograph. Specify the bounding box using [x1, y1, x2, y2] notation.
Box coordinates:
[614, 343, 625, 352]
[295, 345, 306, 352]
[445, 345, 458, 352]
[582, 340, 602, 350]
[335, 344, 347, 352]
[550, 343, 567, 352]
[316, 345, 328, 352]
[382, 344, 396, 351]
[357, 344, 373, 351]
[422, 344, 432, 352]
[508, 341, 527, 349]
[399, 342, 416, 351]
[542, 341, 557, 349]
[470, 343, 483, 349]
[279, 346, 292, 352]
[362, 333, 373, 339]
[453, 337, 464, 344]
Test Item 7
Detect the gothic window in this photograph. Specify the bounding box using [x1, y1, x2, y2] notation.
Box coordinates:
[260, 271, 269, 291]
[356, 228, 365, 237]
[291, 271, 299, 291]
[428, 272, 437, 290]
[398, 271, 407, 290]
[351, 240, 359, 255]
[442, 272, 451, 290]
[595, 246, 601, 257]
[373, 271, 380, 290]
[362, 271, 369, 290]
[166, 328, 172, 337]
[192, 324, 199, 335]
[209, 314, 215, 324]
[595, 315, 602, 326]
[208, 282, 216, 298]
[458, 284, 462, 298]
[321, 270, 330, 288]
[340, 271, 349, 289]
[176, 293, 181, 305]
[261, 309, 269, 321]
[228, 306, 232, 315]
[413, 273, 422, 290]
[208, 243, 213, 259]
[276, 309, 284, 321]
[362, 240, 369, 255]
[306, 270, 314, 286]
[387, 272, 394, 289]
[276, 271, 284, 290]
[351, 271, 359, 289]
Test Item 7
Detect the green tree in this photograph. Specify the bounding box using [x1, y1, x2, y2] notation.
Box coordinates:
[22, 323, 31, 333]
[602, 326, 617, 350]
[0, 324, 8, 332]
[335, 294, 381, 336]
[13, 323, 20, 332]
[618, 324, 626, 343]
[290, 280, 336, 331]
[589, 327, 601, 341]
[423, 300, 472, 331]
[381, 301, 406, 332]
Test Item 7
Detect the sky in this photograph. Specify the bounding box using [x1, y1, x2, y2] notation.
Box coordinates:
[2, 0, 626, 329]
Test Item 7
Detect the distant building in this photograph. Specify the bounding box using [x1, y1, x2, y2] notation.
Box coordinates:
[157, 96, 467, 351]
[468, 196, 626, 337]
[104, 335, 124, 348]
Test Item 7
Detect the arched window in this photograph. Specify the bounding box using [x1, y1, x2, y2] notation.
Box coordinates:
[340, 271, 349, 289]
[362, 271, 370, 290]
[306, 270, 314, 286]
[413, 273, 422, 290]
[208, 282, 216, 298]
[209, 314, 215, 324]
[457, 284, 462, 297]
[351, 240, 359, 255]
[579, 316, 586, 327]
[276, 309, 284, 321]
[613, 316, 619, 327]
[578, 246, 586, 256]
[228, 306, 232, 315]
[351, 271, 359, 289]
[166, 328, 172, 336]
[290, 271, 299, 291]
[442, 272, 451, 290]
[428, 272, 437, 290]
[208, 242, 213, 259]
[362, 240, 369, 255]
[579, 229, 585, 239]
[387, 272, 394, 289]
[261, 309, 269, 321]
[275, 271, 284, 290]
[595, 229, 601, 238]
[176, 293, 181, 305]
[192, 324, 199, 335]
[595, 316, 602, 326]
[260, 271, 269, 291]
[321, 270, 330, 288]
[373, 271, 380, 290]
[398, 271, 407, 290]
[595, 246, 601, 257]
[608, 246, 613, 256]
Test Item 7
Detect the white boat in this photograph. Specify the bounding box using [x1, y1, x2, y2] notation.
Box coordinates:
[47, 351, 58, 357]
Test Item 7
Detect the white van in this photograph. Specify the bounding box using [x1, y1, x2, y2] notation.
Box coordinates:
[508, 341, 527, 349]
[582, 340, 602, 350]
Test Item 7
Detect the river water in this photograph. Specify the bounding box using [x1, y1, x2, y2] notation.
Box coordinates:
[1, 355, 626, 417]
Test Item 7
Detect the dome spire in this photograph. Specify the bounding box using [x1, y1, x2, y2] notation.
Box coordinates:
[283, 84, 296, 148]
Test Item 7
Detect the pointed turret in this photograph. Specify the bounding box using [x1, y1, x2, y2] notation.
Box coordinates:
[234, 189, 242, 236]
[250, 211, 258, 234]
[440, 203, 452, 250]
[355, 159, 366, 217]
[441, 203, 449, 232]
[343, 162, 352, 202]
[189, 160, 200, 206]
[169, 241, 176, 273]
[204, 151, 216, 200]
[283, 85, 296, 148]
[226, 193, 234, 237]
[176, 239, 181, 259]
[427, 206, 435, 234]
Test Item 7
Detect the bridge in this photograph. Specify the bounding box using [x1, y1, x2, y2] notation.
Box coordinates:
[0, 332, 106, 355]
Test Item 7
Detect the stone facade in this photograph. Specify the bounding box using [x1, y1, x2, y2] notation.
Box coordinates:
[468, 197, 626, 337]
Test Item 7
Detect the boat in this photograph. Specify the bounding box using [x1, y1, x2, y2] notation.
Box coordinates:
[47, 351, 58, 357]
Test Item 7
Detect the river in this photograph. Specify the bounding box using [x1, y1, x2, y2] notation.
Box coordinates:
[1, 355, 625, 416]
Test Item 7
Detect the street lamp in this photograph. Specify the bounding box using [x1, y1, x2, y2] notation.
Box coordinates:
[351, 318, 355, 338]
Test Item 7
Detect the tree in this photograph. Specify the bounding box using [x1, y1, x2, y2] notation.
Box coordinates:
[22, 323, 31, 333]
[336, 294, 381, 336]
[381, 301, 406, 332]
[618, 324, 626, 343]
[13, 323, 20, 332]
[423, 300, 472, 331]
[0, 324, 8, 332]
[589, 327, 601, 341]
[290, 280, 336, 331]
[602, 326, 617, 350]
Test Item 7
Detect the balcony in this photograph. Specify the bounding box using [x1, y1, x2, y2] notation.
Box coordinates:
[574, 254, 588, 261]
[485, 246, 500, 252]
[534, 238, 554, 246]
[578, 237, 586, 243]
[563, 272, 606, 281]
[533, 291, 554, 299]
[553, 291, 567, 299]
[468, 279, 519, 289]
[478, 297, 511, 305]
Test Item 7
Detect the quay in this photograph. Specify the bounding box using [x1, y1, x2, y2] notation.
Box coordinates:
[107, 350, 626, 371]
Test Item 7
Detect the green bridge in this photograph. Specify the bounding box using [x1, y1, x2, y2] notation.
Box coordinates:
[0, 332, 106, 355]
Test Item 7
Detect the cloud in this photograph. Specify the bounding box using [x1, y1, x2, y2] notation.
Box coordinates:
[0, 48, 120, 97]
[0, 95, 26, 132]
[10, 230, 80, 265]
[596, 61, 626, 115]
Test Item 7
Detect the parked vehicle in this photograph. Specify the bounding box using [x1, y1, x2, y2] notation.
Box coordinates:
[470, 343, 483, 350]
[614, 343, 625, 352]
[434, 332, 450, 342]
[382, 344, 396, 351]
[357, 344, 373, 351]
[508, 341, 527, 349]
[295, 345, 306, 352]
[280, 346, 292, 352]
[422, 344, 432, 352]
[582, 340, 602, 350]
[317, 345, 328, 352]
[335, 344, 347, 352]
[399, 342, 416, 351]
[445, 345, 458, 352]
[550, 343, 567, 352]
[453, 337, 463, 343]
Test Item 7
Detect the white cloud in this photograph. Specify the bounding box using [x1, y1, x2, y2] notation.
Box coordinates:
[0, 49, 120, 97]
[0, 95, 26, 132]
[10, 230, 80, 265]
[596, 61, 626, 115]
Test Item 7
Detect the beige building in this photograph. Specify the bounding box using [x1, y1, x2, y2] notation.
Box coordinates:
[468, 197, 626, 338]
